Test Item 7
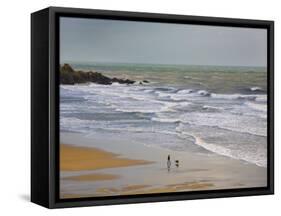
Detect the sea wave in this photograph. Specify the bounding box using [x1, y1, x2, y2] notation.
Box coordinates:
[60, 83, 267, 167]
[157, 88, 264, 102]
[245, 101, 267, 112]
[181, 112, 266, 137]
[176, 123, 267, 167]
[151, 117, 181, 123]
[151, 110, 267, 137]
[211, 93, 257, 101]
[190, 133, 267, 167]
[250, 86, 263, 91]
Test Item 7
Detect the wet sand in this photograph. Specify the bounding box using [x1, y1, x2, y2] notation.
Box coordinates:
[62, 181, 214, 198]
[62, 173, 119, 181]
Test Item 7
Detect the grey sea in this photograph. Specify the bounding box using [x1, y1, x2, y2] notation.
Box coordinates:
[60, 63, 267, 168]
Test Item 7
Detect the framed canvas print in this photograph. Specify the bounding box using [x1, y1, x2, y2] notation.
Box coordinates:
[31, 7, 274, 208]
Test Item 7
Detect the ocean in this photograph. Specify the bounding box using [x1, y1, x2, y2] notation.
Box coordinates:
[60, 63, 267, 167]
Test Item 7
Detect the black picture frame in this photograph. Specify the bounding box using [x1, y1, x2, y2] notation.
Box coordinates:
[31, 6, 274, 209]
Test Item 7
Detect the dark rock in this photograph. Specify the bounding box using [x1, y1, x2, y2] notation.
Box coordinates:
[143, 80, 149, 83]
[60, 64, 137, 85]
[61, 64, 75, 73]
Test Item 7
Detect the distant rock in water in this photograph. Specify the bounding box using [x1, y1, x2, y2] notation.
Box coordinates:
[60, 64, 136, 85]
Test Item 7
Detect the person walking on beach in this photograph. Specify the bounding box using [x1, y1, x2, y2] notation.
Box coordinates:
[167, 155, 171, 171]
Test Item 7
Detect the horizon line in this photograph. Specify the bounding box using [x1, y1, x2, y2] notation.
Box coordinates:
[60, 60, 267, 68]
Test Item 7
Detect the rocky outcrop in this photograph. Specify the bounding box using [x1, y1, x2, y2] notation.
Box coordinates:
[60, 64, 136, 85]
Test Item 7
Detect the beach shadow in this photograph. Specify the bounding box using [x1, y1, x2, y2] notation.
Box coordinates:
[19, 194, 30, 202]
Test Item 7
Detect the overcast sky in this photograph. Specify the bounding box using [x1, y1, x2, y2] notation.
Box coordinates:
[60, 17, 267, 67]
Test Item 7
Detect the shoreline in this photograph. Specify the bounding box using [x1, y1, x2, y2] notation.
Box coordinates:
[60, 132, 267, 199]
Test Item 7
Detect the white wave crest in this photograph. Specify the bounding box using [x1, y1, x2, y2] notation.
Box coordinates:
[191, 134, 267, 167]
[250, 86, 262, 91]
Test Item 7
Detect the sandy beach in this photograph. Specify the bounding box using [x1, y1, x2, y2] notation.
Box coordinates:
[60, 144, 152, 171]
[60, 132, 267, 199]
